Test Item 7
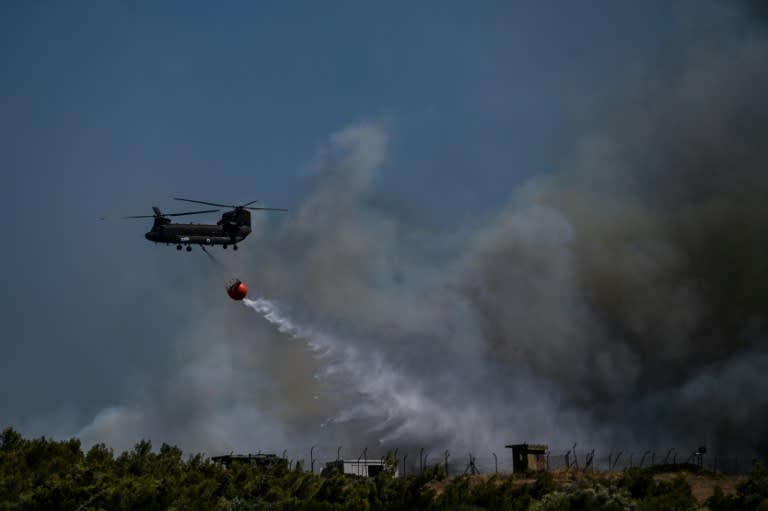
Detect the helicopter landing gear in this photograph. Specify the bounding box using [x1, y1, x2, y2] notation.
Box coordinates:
[222, 244, 228, 249]
[176, 244, 182, 251]
[186, 246, 192, 252]
[233, 244, 238, 251]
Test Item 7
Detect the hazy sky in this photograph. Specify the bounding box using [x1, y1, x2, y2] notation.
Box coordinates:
[7, 0, 757, 461]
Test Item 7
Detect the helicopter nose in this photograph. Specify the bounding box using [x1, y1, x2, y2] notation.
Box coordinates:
[145, 232, 154, 241]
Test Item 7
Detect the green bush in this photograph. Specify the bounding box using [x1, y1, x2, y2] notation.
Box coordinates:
[638, 476, 696, 511]
[531, 479, 637, 511]
[619, 468, 655, 499]
[706, 486, 736, 511]
[735, 461, 768, 510]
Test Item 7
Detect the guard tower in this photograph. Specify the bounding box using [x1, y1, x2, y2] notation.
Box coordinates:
[505, 444, 548, 473]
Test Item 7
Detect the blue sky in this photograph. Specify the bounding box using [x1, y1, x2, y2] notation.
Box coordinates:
[0, 1, 707, 448]
[1, 1, 691, 216]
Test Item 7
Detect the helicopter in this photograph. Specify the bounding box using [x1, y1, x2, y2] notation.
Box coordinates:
[124, 198, 287, 251]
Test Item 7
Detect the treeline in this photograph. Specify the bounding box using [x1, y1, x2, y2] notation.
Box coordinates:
[1, 427, 767, 510]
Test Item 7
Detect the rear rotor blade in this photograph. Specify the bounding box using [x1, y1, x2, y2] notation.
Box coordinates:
[122, 215, 156, 219]
[246, 207, 288, 212]
[174, 197, 230, 208]
[241, 200, 260, 207]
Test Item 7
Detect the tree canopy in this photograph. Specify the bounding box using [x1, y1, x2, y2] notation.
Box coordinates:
[1, 428, 766, 510]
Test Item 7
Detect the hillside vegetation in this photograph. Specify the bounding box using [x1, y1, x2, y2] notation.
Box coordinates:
[1, 428, 766, 510]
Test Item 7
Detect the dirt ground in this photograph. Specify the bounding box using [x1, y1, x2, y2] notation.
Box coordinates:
[426, 469, 747, 505]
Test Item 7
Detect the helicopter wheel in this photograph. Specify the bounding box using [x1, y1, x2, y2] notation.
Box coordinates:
[222, 244, 227, 249]
[186, 246, 192, 252]
[176, 245, 182, 251]
[233, 245, 238, 251]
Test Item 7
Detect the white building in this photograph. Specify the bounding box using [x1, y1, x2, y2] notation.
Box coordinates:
[322, 459, 398, 478]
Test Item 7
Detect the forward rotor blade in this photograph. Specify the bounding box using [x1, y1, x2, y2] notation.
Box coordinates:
[165, 208, 220, 217]
[246, 207, 288, 212]
[174, 197, 230, 208]
[241, 200, 260, 207]
[122, 208, 219, 219]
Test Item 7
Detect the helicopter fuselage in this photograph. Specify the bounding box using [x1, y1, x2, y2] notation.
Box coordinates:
[128, 199, 280, 251]
[145, 222, 251, 247]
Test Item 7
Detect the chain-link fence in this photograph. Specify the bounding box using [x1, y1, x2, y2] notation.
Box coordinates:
[225, 445, 764, 477]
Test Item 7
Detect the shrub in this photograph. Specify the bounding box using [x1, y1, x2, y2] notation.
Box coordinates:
[736, 461, 768, 510]
[639, 476, 696, 511]
[619, 468, 655, 499]
[531, 479, 637, 511]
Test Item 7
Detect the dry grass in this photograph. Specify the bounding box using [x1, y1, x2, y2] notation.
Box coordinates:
[653, 471, 747, 504]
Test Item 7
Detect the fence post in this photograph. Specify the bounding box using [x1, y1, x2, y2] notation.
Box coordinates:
[585, 449, 594, 471]
[493, 452, 498, 474]
[311, 446, 316, 474]
[464, 453, 479, 475]
[445, 450, 450, 475]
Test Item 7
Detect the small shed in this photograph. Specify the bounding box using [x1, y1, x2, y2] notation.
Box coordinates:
[322, 459, 397, 478]
[505, 444, 548, 473]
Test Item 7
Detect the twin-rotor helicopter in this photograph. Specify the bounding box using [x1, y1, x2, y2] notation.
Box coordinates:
[124, 197, 287, 252]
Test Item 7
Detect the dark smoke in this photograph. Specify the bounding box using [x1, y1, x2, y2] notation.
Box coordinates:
[743, 0, 768, 24]
[464, 4, 768, 455]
